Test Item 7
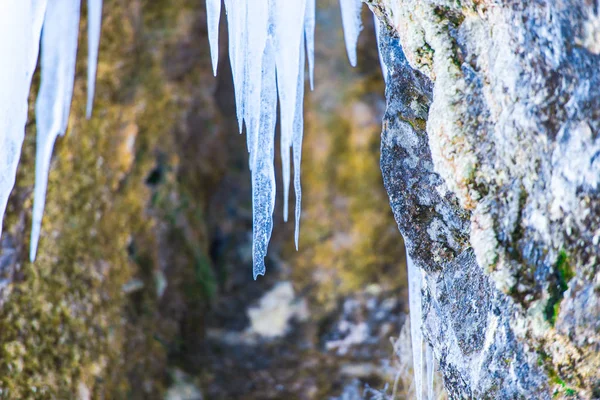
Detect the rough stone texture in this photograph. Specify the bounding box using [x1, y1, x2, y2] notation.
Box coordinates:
[372, 0, 600, 398]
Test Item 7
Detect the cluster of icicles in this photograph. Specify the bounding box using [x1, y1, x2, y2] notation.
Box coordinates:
[0, 0, 434, 398]
[0, 0, 102, 261]
[207, 0, 367, 280]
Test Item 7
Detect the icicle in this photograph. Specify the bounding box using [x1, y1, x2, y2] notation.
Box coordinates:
[372, 12, 388, 83]
[224, 0, 245, 133]
[273, 0, 306, 223]
[29, 0, 48, 76]
[242, 0, 269, 172]
[206, 0, 221, 77]
[0, 1, 34, 238]
[303, 0, 315, 90]
[86, 0, 103, 118]
[30, 0, 81, 261]
[339, 0, 363, 67]
[219, 0, 371, 277]
[426, 344, 435, 400]
[252, 37, 277, 279]
[407, 252, 423, 400]
[293, 41, 305, 250]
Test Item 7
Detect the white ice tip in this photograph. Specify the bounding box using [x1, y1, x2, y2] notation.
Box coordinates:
[206, 0, 220, 77]
[30, 228, 39, 262]
[339, 0, 363, 68]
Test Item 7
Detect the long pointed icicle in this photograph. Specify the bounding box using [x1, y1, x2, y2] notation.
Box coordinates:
[0, 1, 34, 238]
[339, 0, 363, 67]
[252, 37, 277, 279]
[243, 0, 269, 172]
[29, 0, 48, 76]
[303, 0, 315, 90]
[206, 0, 221, 77]
[273, 0, 306, 223]
[30, 0, 81, 261]
[224, 0, 245, 133]
[292, 41, 305, 250]
[86, 0, 103, 118]
[407, 252, 424, 400]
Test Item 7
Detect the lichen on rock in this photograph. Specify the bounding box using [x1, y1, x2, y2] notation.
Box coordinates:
[373, 0, 600, 397]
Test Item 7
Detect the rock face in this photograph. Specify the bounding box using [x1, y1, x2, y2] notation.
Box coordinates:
[372, 0, 600, 398]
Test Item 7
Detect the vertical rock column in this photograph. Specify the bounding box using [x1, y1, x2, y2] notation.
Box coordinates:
[373, 0, 600, 398]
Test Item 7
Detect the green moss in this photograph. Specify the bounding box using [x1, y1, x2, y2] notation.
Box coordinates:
[433, 5, 465, 27]
[551, 376, 577, 398]
[544, 250, 574, 326]
[415, 42, 435, 71]
[407, 117, 428, 132]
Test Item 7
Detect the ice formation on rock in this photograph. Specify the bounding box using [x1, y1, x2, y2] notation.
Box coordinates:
[211, 0, 364, 278]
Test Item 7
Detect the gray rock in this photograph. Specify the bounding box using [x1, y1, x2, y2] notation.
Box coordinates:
[372, 0, 600, 398]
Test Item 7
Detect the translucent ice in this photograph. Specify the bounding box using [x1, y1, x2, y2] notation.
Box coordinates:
[304, 0, 315, 90]
[339, 0, 363, 67]
[217, 0, 365, 276]
[86, 0, 103, 118]
[252, 37, 277, 279]
[273, 0, 306, 222]
[206, 0, 221, 76]
[30, 0, 81, 261]
[0, 1, 34, 238]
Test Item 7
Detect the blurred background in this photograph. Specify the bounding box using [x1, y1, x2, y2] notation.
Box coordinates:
[0, 0, 415, 398]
